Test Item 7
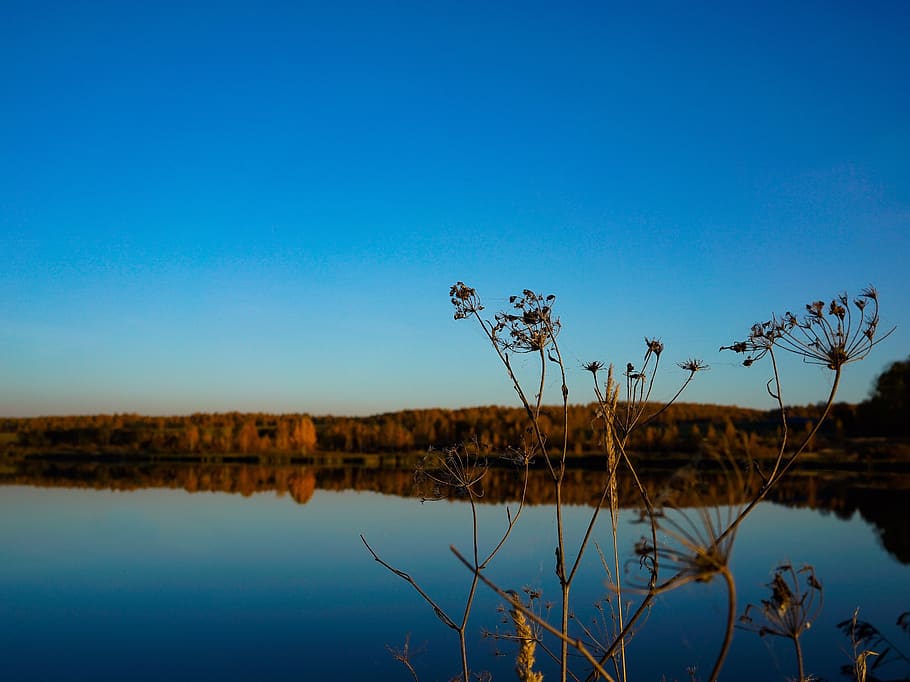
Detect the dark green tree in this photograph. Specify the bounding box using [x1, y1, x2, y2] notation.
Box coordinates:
[860, 356, 910, 435]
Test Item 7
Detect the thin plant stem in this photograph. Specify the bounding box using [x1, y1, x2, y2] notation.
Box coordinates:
[794, 634, 805, 682]
[630, 370, 698, 437]
[707, 566, 737, 682]
[764, 348, 788, 484]
[466, 290, 574, 677]
[537, 325, 573, 682]
[387, 634, 421, 682]
[608, 498, 625, 682]
[455, 493, 482, 682]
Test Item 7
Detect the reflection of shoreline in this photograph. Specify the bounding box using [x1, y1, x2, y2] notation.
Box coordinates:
[0, 460, 319, 505]
[3, 459, 908, 563]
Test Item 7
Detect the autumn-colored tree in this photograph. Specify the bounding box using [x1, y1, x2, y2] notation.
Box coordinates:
[236, 419, 260, 454]
[275, 419, 291, 451]
[291, 416, 317, 453]
[182, 425, 200, 453]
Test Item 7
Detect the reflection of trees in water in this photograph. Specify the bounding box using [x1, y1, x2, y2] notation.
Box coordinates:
[4, 461, 318, 505]
[786, 482, 910, 565]
[856, 489, 910, 564]
[3, 460, 908, 562]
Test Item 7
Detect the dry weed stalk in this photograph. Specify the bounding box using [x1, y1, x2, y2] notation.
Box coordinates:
[583, 355, 707, 681]
[452, 283, 704, 682]
[387, 633, 423, 682]
[486, 588, 556, 673]
[738, 563, 824, 682]
[837, 608, 910, 681]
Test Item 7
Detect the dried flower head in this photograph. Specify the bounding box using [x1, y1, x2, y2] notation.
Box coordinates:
[739, 563, 823, 640]
[415, 442, 488, 501]
[633, 452, 751, 592]
[645, 337, 664, 356]
[721, 287, 891, 370]
[678, 358, 709, 374]
[583, 360, 605, 375]
[450, 281, 484, 320]
[492, 290, 560, 353]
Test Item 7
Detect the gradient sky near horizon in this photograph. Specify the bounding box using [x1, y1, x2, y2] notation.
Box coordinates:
[2, 1, 908, 417]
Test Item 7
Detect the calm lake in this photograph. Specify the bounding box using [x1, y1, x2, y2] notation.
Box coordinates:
[1, 462, 908, 681]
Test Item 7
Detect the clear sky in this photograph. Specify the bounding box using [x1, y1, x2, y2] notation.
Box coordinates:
[1, 1, 908, 417]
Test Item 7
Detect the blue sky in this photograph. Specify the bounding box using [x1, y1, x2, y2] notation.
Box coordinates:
[1, 1, 908, 417]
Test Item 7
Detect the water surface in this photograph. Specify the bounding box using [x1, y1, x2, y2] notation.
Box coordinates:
[1, 464, 908, 681]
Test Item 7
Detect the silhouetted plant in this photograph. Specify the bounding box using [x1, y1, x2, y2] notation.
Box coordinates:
[415, 441, 490, 502]
[499, 590, 546, 682]
[719, 287, 893, 541]
[739, 563, 824, 682]
[366, 282, 889, 682]
[721, 287, 886, 370]
[837, 609, 910, 681]
[387, 633, 424, 682]
[448, 284, 706, 682]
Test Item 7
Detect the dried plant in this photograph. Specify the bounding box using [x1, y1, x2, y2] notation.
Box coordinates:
[507, 592, 545, 682]
[366, 282, 888, 682]
[450, 284, 706, 682]
[415, 442, 490, 502]
[635, 494, 738, 591]
[837, 609, 910, 681]
[493, 290, 562, 355]
[450, 545, 619, 682]
[581, 352, 707, 682]
[719, 287, 893, 541]
[721, 287, 887, 370]
[738, 563, 824, 682]
[485, 588, 558, 674]
[387, 633, 424, 682]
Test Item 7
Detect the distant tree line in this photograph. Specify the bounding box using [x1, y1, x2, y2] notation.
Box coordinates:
[1, 395, 904, 460]
[314, 403, 770, 454]
[0, 357, 905, 459]
[312, 398, 903, 458]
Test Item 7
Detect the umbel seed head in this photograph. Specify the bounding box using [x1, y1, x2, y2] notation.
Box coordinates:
[721, 286, 890, 370]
